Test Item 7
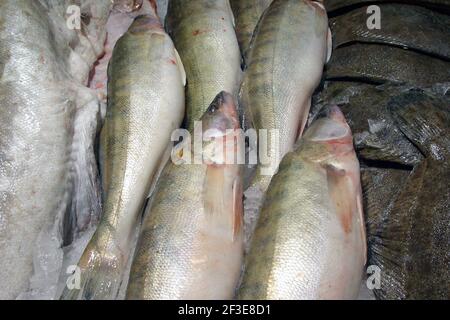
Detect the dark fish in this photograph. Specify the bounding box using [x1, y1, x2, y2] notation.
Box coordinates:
[324, 0, 450, 14]
[369, 90, 450, 299]
[326, 44, 450, 86]
[330, 4, 450, 60]
[312, 82, 424, 166]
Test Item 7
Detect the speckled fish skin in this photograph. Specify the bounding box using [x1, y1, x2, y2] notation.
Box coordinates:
[370, 91, 450, 300]
[0, 0, 111, 299]
[126, 92, 244, 300]
[241, 0, 332, 194]
[60, 13, 186, 300]
[238, 107, 366, 300]
[229, 0, 273, 64]
[324, 0, 450, 13]
[165, 0, 241, 131]
[330, 4, 450, 60]
[326, 44, 450, 87]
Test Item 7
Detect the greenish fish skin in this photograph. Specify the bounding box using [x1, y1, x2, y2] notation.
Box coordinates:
[0, 0, 111, 299]
[230, 0, 273, 64]
[126, 92, 244, 300]
[330, 4, 450, 61]
[60, 12, 186, 300]
[165, 0, 242, 131]
[241, 0, 332, 195]
[238, 107, 366, 300]
[370, 90, 450, 300]
[326, 44, 450, 87]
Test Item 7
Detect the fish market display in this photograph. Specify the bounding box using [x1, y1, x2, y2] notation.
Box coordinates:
[230, 0, 273, 64]
[241, 0, 332, 196]
[330, 4, 450, 60]
[369, 91, 450, 299]
[326, 44, 450, 86]
[61, 11, 186, 300]
[238, 107, 366, 299]
[0, 0, 111, 300]
[324, 0, 450, 13]
[166, 0, 242, 131]
[126, 92, 244, 300]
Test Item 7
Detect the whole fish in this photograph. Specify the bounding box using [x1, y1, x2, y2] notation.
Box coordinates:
[324, 0, 450, 13]
[326, 44, 450, 87]
[230, 0, 273, 65]
[311, 82, 423, 166]
[241, 0, 332, 195]
[330, 4, 450, 61]
[238, 107, 366, 300]
[370, 90, 450, 299]
[60, 12, 186, 300]
[0, 0, 110, 299]
[126, 92, 244, 300]
[165, 0, 241, 131]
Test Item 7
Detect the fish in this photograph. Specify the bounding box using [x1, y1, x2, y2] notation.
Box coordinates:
[330, 4, 450, 61]
[0, 0, 111, 300]
[241, 0, 332, 196]
[311, 82, 424, 166]
[229, 0, 273, 65]
[165, 0, 242, 131]
[324, 0, 450, 13]
[126, 92, 244, 300]
[369, 90, 450, 299]
[326, 44, 450, 87]
[238, 107, 366, 300]
[60, 12, 186, 300]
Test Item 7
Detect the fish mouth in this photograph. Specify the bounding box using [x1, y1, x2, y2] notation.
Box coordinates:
[201, 91, 240, 133]
[306, 106, 352, 143]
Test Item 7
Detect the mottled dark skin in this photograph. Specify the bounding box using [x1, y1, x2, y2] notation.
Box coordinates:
[369, 91, 450, 299]
[324, 0, 450, 14]
[311, 82, 424, 166]
[330, 4, 450, 60]
[326, 44, 450, 86]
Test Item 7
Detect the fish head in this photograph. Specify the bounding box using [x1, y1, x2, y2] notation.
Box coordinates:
[299, 106, 354, 166]
[128, 14, 164, 35]
[200, 91, 242, 166]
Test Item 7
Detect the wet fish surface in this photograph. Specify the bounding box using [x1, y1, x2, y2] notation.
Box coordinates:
[330, 4, 450, 60]
[60, 12, 186, 300]
[0, 0, 111, 299]
[126, 92, 244, 300]
[230, 0, 273, 65]
[238, 107, 366, 300]
[326, 44, 450, 86]
[324, 0, 450, 13]
[370, 90, 450, 299]
[165, 0, 241, 131]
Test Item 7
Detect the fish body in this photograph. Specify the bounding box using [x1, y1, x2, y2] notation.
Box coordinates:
[238, 107, 366, 300]
[241, 0, 332, 194]
[230, 0, 273, 64]
[326, 44, 450, 86]
[0, 0, 110, 299]
[61, 13, 186, 300]
[330, 4, 450, 60]
[370, 90, 450, 299]
[324, 0, 450, 13]
[126, 92, 244, 300]
[165, 0, 241, 131]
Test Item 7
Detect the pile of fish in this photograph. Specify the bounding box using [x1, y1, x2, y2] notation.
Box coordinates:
[0, 0, 448, 300]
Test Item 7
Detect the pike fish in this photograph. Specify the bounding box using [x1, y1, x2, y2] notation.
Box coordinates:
[60, 12, 186, 300]
[369, 90, 450, 299]
[326, 44, 450, 87]
[165, 0, 241, 131]
[230, 0, 273, 64]
[241, 0, 332, 195]
[0, 0, 111, 299]
[238, 107, 366, 300]
[126, 92, 244, 300]
[330, 4, 450, 60]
